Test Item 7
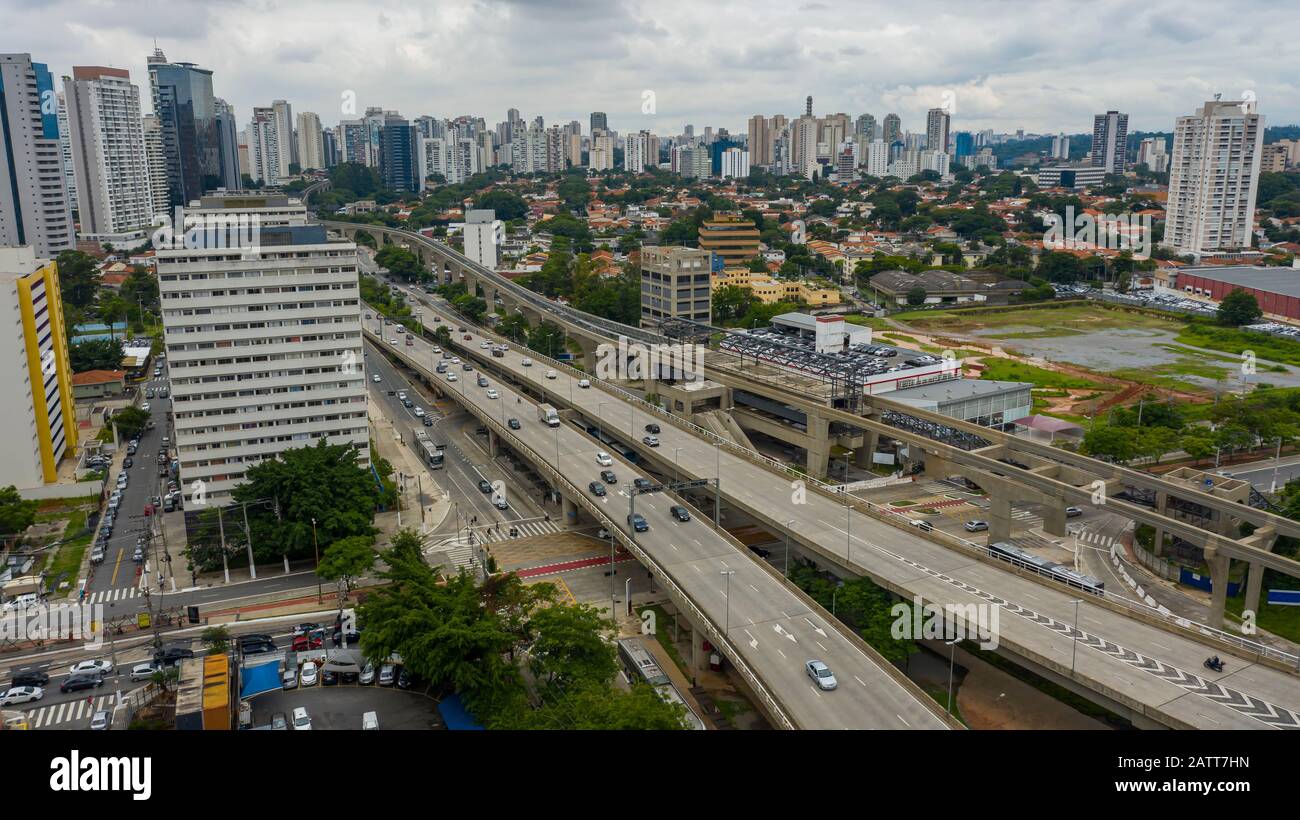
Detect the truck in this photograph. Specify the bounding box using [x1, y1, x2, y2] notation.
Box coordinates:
[537, 403, 560, 428]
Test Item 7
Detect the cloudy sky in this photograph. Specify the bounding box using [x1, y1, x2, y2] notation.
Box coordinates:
[10, 0, 1298, 137]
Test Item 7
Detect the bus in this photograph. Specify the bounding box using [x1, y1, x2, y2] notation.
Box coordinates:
[411, 429, 444, 470]
[616, 637, 705, 730]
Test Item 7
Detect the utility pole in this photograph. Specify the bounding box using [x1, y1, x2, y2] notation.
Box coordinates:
[311, 517, 322, 603]
[242, 502, 257, 580]
[217, 507, 229, 584]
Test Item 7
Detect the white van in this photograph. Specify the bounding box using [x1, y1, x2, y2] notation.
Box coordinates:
[292, 706, 312, 730]
[362, 711, 379, 730]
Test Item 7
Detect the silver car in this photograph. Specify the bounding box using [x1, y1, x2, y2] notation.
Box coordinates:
[806, 659, 838, 691]
[129, 662, 160, 682]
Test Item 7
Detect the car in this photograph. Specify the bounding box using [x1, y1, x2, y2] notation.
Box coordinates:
[486, 389, 499, 400]
[129, 662, 160, 682]
[964, 520, 989, 532]
[589, 481, 607, 497]
[480, 341, 490, 349]
[909, 519, 934, 532]
[545, 369, 557, 380]
[293, 622, 322, 636]
[414, 406, 426, 417]
[332, 627, 361, 647]
[292, 631, 324, 652]
[89, 709, 111, 730]
[670, 505, 691, 522]
[403, 397, 415, 406]
[397, 391, 407, 401]
[446, 373, 458, 382]
[300, 662, 319, 687]
[806, 659, 838, 691]
[389, 338, 398, 346]
[124, 457, 134, 468]
[90, 548, 106, 565]
[463, 363, 473, 371]
[281, 667, 298, 690]
[422, 416, 433, 427]
[457, 327, 466, 332]
[321, 669, 338, 687]
[141, 402, 151, 412]
[477, 479, 492, 494]
[507, 418, 521, 430]
[10, 670, 49, 687]
[162, 436, 169, 446]
[378, 663, 396, 686]
[362, 711, 380, 730]
[644, 423, 660, 434]
[0, 686, 43, 706]
[633, 478, 653, 492]
[627, 513, 649, 533]
[600, 469, 617, 484]
[69, 659, 113, 677]
[365, 313, 372, 320]
[145, 389, 155, 399]
[642, 435, 660, 447]
[292, 706, 312, 730]
[577, 379, 591, 389]
[60, 673, 104, 693]
[1066, 506, 1083, 518]
[271, 712, 289, 730]
[372, 374, 382, 382]
[154, 647, 194, 666]
[521, 357, 533, 367]
[463, 334, 472, 341]
[396, 668, 413, 690]
[132, 548, 144, 563]
[596, 452, 612, 466]
[359, 663, 376, 685]
[241, 641, 275, 657]
[748, 544, 772, 559]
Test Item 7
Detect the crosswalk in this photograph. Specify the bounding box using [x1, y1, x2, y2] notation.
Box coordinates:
[474, 518, 562, 543]
[21, 693, 119, 729]
[1076, 528, 1116, 550]
[82, 587, 141, 605]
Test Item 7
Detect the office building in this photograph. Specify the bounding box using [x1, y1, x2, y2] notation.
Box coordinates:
[379, 116, 419, 191]
[62, 66, 153, 243]
[146, 48, 234, 205]
[296, 111, 324, 171]
[0, 54, 76, 256]
[1164, 98, 1264, 255]
[953, 131, 974, 165]
[1036, 165, 1107, 189]
[156, 194, 368, 504]
[463, 209, 503, 269]
[882, 113, 902, 145]
[1090, 110, 1128, 174]
[590, 111, 607, 135]
[213, 98, 240, 192]
[640, 245, 712, 328]
[0, 246, 77, 489]
[926, 108, 950, 154]
[697, 212, 760, 266]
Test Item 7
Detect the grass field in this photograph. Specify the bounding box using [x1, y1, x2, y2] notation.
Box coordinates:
[898, 303, 1173, 337]
[1176, 323, 1300, 367]
[42, 510, 92, 589]
[978, 358, 1107, 390]
[843, 314, 892, 330]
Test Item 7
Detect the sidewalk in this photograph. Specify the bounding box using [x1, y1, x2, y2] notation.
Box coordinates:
[369, 396, 452, 541]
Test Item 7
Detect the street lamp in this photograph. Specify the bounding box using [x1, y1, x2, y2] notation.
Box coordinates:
[945, 639, 958, 717]
[673, 447, 684, 484]
[311, 517, 322, 604]
[1070, 598, 1082, 675]
[720, 569, 735, 636]
[783, 518, 796, 577]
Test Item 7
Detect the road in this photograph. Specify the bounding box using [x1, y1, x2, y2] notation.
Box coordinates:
[1216, 453, 1300, 493]
[381, 282, 1300, 730]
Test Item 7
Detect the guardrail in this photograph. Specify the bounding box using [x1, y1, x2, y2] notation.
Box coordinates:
[365, 325, 798, 728]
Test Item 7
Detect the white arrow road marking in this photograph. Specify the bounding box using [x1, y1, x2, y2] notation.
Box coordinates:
[744, 629, 758, 649]
[772, 624, 798, 643]
[805, 618, 827, 637]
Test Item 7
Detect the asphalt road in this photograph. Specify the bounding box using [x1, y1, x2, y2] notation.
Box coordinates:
[379, 282, 1300, 731]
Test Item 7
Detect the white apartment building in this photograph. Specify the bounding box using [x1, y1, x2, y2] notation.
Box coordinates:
[720, 147, 750, 179]
[142, 114, 171, 223]
[588, 134, 615, 171]
[248, 107, 284, 186]
[272, 100, 295, 173]
[1164, 98, 1265, 256]
[63, 66, 154, 244]
[296, 111, 324, 171]
[156, 194, 368, 503]
[623, 130, 655, 173]
[866, 139, 889, 177]
[57, 93, 77, 211]
[0, 54, 76, 257]
[1137, 136, 1169, 173]
[462, 209, 503, 269]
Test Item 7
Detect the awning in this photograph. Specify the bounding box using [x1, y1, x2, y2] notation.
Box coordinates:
[239, 660, 281, 700]
[437, 694, 484, 730]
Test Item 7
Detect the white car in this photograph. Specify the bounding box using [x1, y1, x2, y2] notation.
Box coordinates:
[0, 686, 43, 706]
[69, 659, 113, 676]
[806, 659, 838, 691]
[292, 706, 312, 730]
[141, 402, 151, 412]
[389, 338, 398, 346]
[486, 389, 499, 400]
[89, 710, 111, 730]
[432, 347, 441, 354]
[129, 662, 160, 682]
[596, 452, 613, 467]
[414, 406, 426, 417]
[522, 358, 533, 367]
[545, 369, 557, 380]
[450, 356, 460, 364]
[300, 662, 319, 687]
[372, 374, 382, 382]
[397, 391, 407, 401]
[577, 379, 591, 389]
[447, 373, 458, 382]
[480, 341, 490, 349]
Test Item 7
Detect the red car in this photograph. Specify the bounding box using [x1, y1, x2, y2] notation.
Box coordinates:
[292, 630, 324, 651]
[463, 334, 472, 341]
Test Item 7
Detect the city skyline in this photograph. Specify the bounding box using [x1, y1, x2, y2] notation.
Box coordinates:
[5, 0, 1298, 137]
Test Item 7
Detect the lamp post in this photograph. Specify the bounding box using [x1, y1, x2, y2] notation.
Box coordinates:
[720, 569, 735, 636]
[673, 447, 684, 484]
[783, 519, 796, 577]
[945, 639, 958, 717]
[1271, 436, 1284, 493]
[1070, 598, 1082, 675]
[311, 517, 322, 604]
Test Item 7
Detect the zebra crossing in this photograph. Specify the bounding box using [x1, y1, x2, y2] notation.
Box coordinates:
[23, 694, 119, 730]
[1076, 529, 1116, 549]
[475, 518, 562, 543]
[82, 587, 141, 605]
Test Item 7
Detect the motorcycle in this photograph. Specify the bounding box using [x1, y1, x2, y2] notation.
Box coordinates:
[1204, 656, 1225, 673]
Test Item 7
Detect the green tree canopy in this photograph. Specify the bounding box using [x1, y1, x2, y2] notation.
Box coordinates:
[1217, 288, 1263, 326]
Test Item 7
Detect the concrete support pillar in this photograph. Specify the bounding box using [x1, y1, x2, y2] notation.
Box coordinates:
[690, 624, 708, 675]
[1152, 525, 1166, 557]
[856, 430, 880, 468]
[988, 495, 1013, 543]
[488, 430, 498, 458]
[577, 336, 600, 373]
[805, 413, 830, 479]
[1206, 552, 1231, 629]
[1043, 503, 1067, 538]
[1244, 561, 1265, 620]
[562, 494, 577, 526]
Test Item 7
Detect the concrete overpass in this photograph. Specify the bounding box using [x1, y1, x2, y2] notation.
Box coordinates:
[374, 290, 1300, 730]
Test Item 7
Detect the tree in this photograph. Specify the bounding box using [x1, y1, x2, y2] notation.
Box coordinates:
[528, 321, 566, 357]
[317, 534, 377, 596]
[0, 486, 38, 536]
[496, 680, 687, 730]
[69, 338, 123, 373]
[110, 406, 150, 440]
[433, 325, 452, 348]
[475, 190, 528, 221]
[1081, 425, 1138, 463]
[1217, 288, 1263, 326]
[526, 603, 615, 687]
[906, 286, 928, 306]
[200, 626, 231, 654]
[1180, 431, 1217, 466]
[55, 251, 100, 309]
[374, 246, 423, 282]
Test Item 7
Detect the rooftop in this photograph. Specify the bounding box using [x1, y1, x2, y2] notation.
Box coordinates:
[1177, 265, 1300, 298]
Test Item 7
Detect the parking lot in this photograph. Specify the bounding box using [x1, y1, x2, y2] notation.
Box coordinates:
[718, 326, 941, 385]
[250, 685, 444, 730]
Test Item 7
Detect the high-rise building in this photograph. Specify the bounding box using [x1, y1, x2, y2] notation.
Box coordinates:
[590, 111, 607, 135]
[836, 144, 855, 183]
[856, 113, 877, 140]
[213, 98, 240, 192]
[57, 93, 77, 211]
[296, 111, 324, 171]
[142, 114, 171, 220]
[590, 133, 615, 171]
[321, 128, 339, 168]
[866, 140, 890, 177]
[882, 113, 902, 145]
[624, 130, 655, 173]
[1090, 110, 1128, 174]
[720, 147, 750, 179]
[339, 120, 369, 165]
[270, 101, 295, 171]
[1261, 143, 1288, 173]
[463, 209, 503, 269]
[0, 54, 75, 257]
[1164, 98, 1264, 255]
[697, 212, 760, 266]
[1136, 136, 1168, 173]
[146, 48, 233, 205]
[747, 115, 771, 167]
[0, 246, 77, 490]
[790, 98, 821, 180]
[1051, 132, 1071, 161]
[953, 131, 974, 165]
[379, 115, 419, 192]
[639, 246, 712, 328]
[926, 108, 951, 154]
[156, 194, 368, 504]
[248, 106, 285, 186]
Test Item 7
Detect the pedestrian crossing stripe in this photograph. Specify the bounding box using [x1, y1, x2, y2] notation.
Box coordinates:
[25, 694, 118, 729]
[475, 519, 562, 543]
[83, 587, 141, 605]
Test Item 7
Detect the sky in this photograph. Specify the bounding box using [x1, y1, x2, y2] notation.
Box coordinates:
[8, 0, 1299, 138]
